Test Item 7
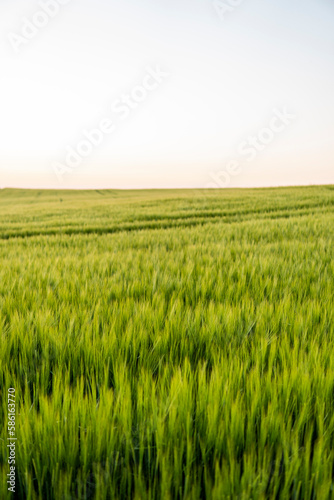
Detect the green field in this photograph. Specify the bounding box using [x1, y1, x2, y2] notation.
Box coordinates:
[1, 186, 334, 499]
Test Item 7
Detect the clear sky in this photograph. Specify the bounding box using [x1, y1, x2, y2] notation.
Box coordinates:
[0, 0, 333, 189]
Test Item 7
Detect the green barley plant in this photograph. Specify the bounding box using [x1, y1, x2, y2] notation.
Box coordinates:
[0, 186, 333, 499]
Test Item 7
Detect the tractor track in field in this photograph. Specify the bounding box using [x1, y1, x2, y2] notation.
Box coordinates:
[0, 204, 332, 241]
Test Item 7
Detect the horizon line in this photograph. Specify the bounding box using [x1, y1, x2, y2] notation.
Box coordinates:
[0, 183, 334, 192]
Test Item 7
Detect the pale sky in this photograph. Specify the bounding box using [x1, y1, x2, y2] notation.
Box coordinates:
[0, 0, 333, 189]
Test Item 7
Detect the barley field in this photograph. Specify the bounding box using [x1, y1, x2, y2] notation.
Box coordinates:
[0, 186, 334, 500]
